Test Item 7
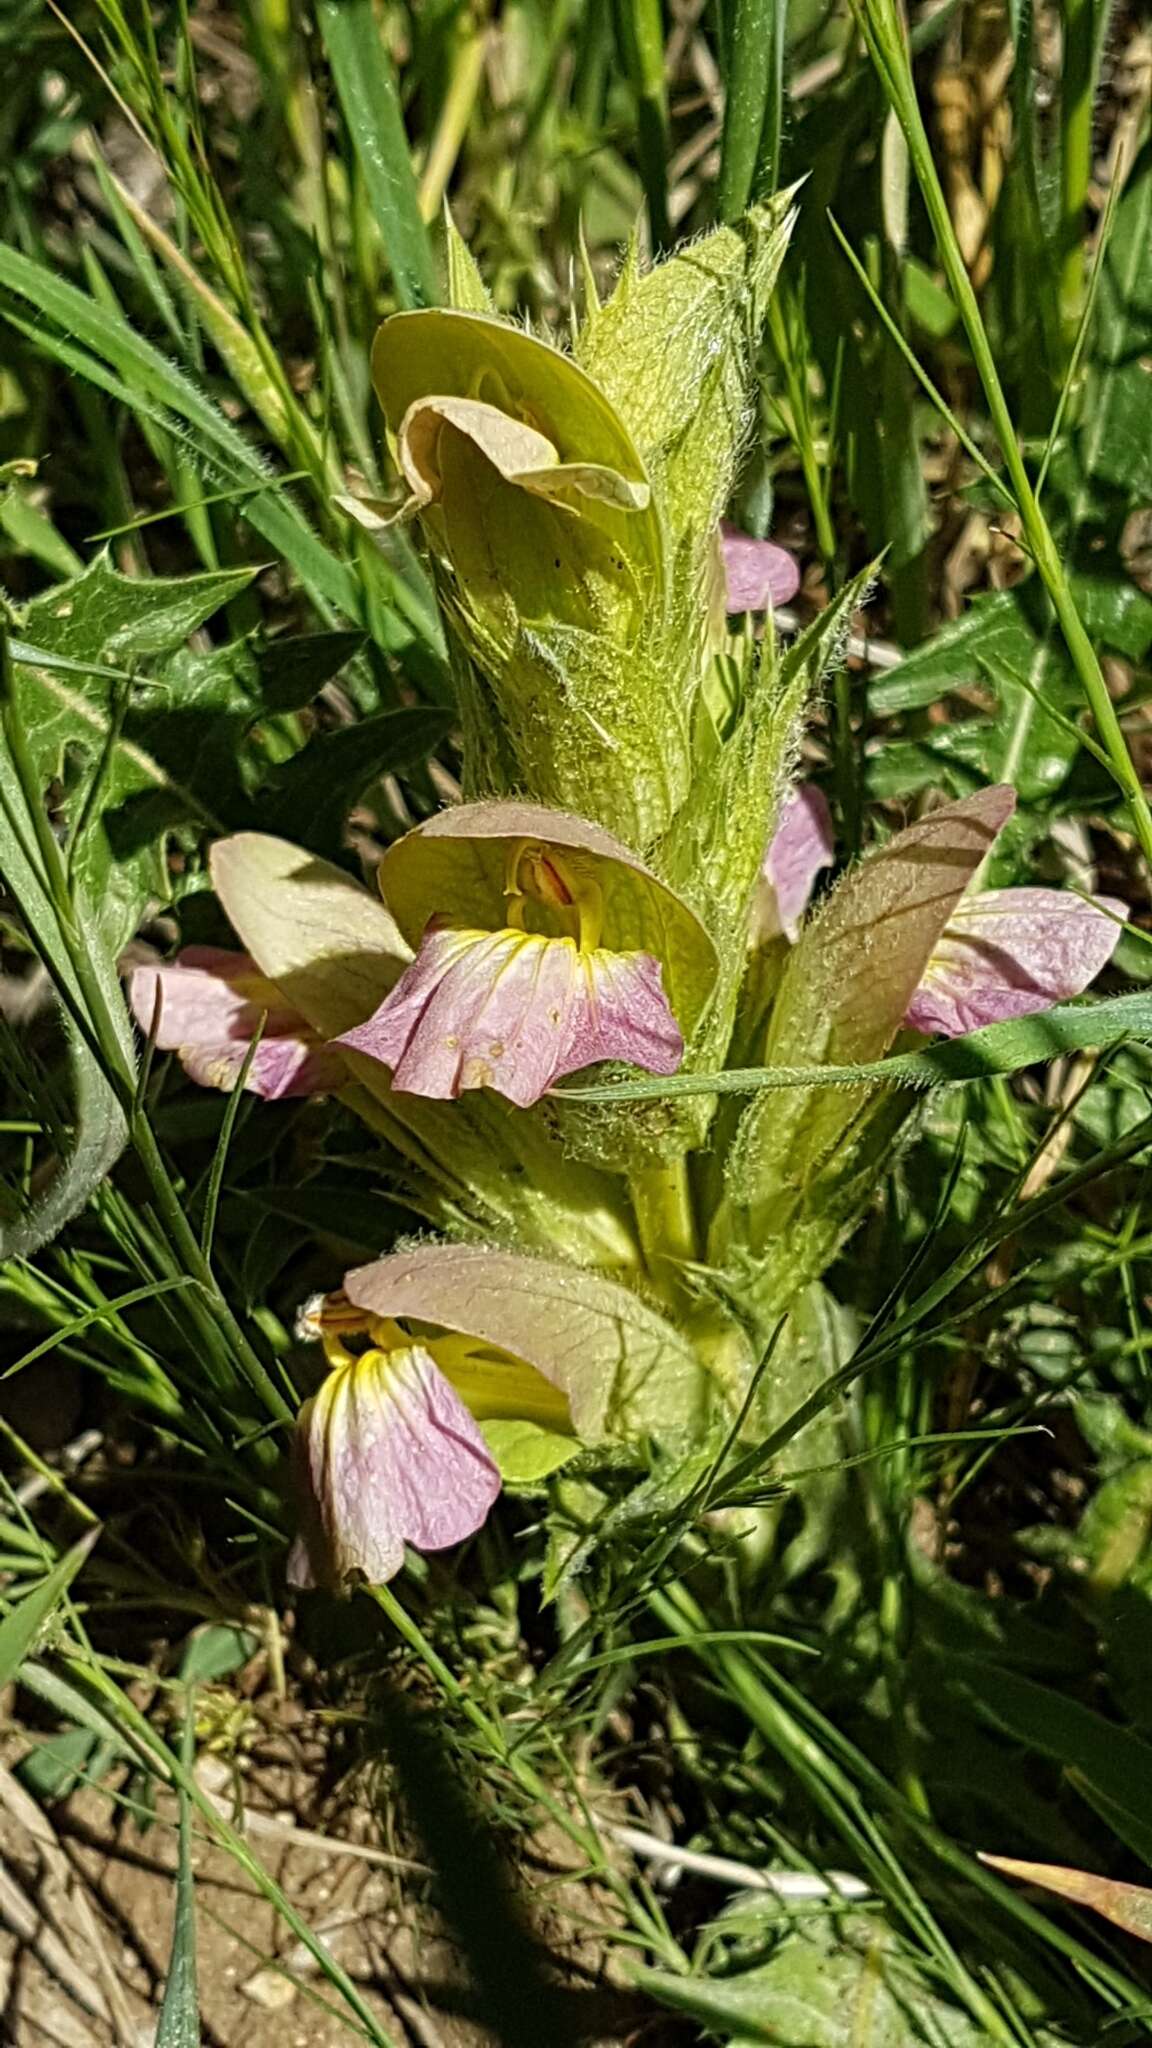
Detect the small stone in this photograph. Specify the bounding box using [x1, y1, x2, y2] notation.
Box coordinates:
[241, 1967, 297, 2011]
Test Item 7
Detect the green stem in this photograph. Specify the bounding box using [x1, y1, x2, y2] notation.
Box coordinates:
[717, 0, 785, 222]
[628, 1157, 699, 1305]
[614, 0, 671, 250]
[1059, 0, 1095, 343]
[858, 0, 1152, 871]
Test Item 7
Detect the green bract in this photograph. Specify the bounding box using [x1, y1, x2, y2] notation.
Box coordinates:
[367, 202, 795, 849]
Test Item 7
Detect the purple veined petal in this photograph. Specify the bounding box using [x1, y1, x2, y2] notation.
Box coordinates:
[129, 946, 342, 1099]
[180, 1036, 347, 1101]
[288, 1343, 501, 1589]
[720, 520, 801, 612]
[128, 947, 287, 1050]
[335, 920, 683, 1108]
[904, 888, 1127, 1039]
[760, 786, 836, 942]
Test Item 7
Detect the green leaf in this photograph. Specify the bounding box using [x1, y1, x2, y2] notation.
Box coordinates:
[559, 989, 1152, 1103]
[0, 241, 359, 619]
[1084, 141, 1152, 498]
[868, 592, 1084, 803]
[947, 1659, 1152, 1850]
[262, 705, 454, 852]
[156, 1706, 199, 2048]
[178, 1624, 261, 1686]
[0, 1527, 101, 1690]
[21, 553, 257, 665]
[13, 555, 261, 949]
[0, 751, 129, 1257]
[255, 630, 367, 714]
[637, 1909, 993, 2046]
[317, 0, 438, 312]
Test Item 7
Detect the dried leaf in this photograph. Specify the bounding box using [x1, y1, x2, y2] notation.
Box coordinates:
[981, 1855, 1152, 1943]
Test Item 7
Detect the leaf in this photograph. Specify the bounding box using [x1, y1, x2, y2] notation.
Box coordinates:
[255, 630, 367, 714]
[868, 592, 1084, 803]
[558, 989, 1152, 1102]
[343, 1243, 712, 1445]
[946, 1659, 1152, 1847]
[14, 555, 261, 949]
[0, 240, 360, 620]
[262, 705, 455, 852]
[178, 1623, 261, 1686]
[980, 1856, 1152, 1944]
[156, 1703, 199, 2047]
[317, 0, 439, 312]
[1084, 141, 1152, 497]
[636, 1913, 993, 2046]
[0, 1528, 101, 1690]
[0, 751, 129, 1258]
[21, 553, 257, 666]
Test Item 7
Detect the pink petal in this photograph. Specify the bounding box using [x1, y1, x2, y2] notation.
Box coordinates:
[129, 946, 341, 1099]
[289, 1343, 501, 1589]
[760, 785, 835, 941]
[905, 888, 1127, 1039]
[335, 920, 683, 1108]
[720, 521, 800, 612]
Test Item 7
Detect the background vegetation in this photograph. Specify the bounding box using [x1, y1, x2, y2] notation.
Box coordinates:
[2, 0, 1152, 2041]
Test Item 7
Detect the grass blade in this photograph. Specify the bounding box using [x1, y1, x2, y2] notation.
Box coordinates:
[318, 0, 439, 311]
[0, 1527, 101, 1690]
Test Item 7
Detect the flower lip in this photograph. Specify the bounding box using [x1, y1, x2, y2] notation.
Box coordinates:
[375, 799, 719, 1041]
[904, 887, 1127, 1039]
[128, 946, 345, 1101]
[334, 918, 684, 1108]
[372, 308, 651, 487]
[720, 521, 801, 612]
[288, 1339, 501, 1589]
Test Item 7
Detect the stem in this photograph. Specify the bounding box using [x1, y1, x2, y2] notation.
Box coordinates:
[1059, 0, 1095, 343]
[859, 0, 1152, 871]
[418, 15, 489, 223]
[628, 1157, 699, 1305]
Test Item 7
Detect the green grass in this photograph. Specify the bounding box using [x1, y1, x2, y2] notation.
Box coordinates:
[2, 1, 1152, 2043]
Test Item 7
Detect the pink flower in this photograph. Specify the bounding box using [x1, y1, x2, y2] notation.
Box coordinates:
[721, 521, 800, 612]
[287, 1289, 574, 1587]
[288, 1340, 501, 1588]
[905, 887, 1126, 1039]
[334, 918, 683, 1109]
[757, 786, 835, 941]
[128, 946, 345, 1100]
[758, 785, 1127, 1035]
